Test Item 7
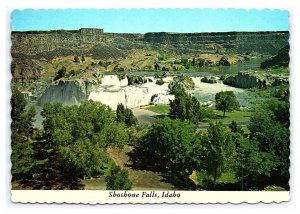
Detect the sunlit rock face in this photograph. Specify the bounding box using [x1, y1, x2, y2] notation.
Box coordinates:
[223, 71, 268, 89]
[37, 79, 98, 106]
[89, 75, 174, 110]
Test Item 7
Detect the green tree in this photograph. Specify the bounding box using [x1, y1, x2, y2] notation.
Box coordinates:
[228, 121, 244, 135]
[81, 55, 85, 62]
[116, 103, 138, 127]
[215, 91, 240, 117]
[41, 101, 129, 187]
[105, 165, 132, 190]
[137, 118, 202, 182]
[169, 86, 204, 123]
[11, 87, 36, 181]
[248, 99, 290, 189]
[233, 134, 277, 190]
[199, 122, 235, 188]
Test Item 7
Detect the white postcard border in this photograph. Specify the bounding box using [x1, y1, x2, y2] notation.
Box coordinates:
[11, 190, 289, 204]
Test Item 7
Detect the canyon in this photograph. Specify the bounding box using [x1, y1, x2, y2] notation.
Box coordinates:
[11, 28, 289, 115]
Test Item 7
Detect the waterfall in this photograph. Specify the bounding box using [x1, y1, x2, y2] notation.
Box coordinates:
[89, 75, 174, 110]
[101, 75, 128, 87]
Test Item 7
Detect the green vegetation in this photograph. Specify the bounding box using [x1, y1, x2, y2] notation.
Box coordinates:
[169, 85, 205, 123]
[11, 84, 289, 191]
[135, 118, 201, 185]
[132, 85, 289, 190]
[206, 110, 251, 124]
[11, 88, 36, 181]
[144, 104, 170, 114]
[215, 91, 240, 117]
[105, 165, 132, 190]
[197, 122, 236, 188]
[116, 103, 138, 127]
[40, 101, 129, 187]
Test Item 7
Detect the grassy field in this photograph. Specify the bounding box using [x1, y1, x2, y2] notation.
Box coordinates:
[144, 104, 252, 124]
[143, 104, 170, 114]
[209, 110, 252, 123]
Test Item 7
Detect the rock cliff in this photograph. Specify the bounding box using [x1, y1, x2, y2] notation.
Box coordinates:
[260, 44, 290, 69]
[223, 71, 268, 89]
[12, 28, 288, 57]
[37, 79, 98, 106]
[223, 71, 289, 89]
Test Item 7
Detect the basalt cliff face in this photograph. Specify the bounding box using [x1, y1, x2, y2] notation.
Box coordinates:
[223, 71, 288, 89]
[12, 29, 288, 56]
[141, 31, 289, 54]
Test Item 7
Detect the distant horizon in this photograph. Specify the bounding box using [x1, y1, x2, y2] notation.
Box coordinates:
[12, 9, 289, 33]
[11, 27, 289, 34]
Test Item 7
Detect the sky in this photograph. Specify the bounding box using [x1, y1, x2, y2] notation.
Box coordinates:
[11, 9, 289, 33]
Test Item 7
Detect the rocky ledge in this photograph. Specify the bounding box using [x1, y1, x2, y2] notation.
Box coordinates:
[223, 71, 288, 89]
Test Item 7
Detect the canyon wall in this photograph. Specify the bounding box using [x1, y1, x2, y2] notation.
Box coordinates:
[12, 28, 289, 56]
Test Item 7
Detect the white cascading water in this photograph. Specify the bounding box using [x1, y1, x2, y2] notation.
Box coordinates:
[101, 75, 128, 87]
[89, 75, 174, 110]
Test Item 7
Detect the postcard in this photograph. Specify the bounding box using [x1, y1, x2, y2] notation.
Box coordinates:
[10, 8, 290, 204]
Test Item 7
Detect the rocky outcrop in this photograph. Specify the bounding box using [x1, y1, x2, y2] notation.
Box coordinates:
[260, 44, 289, 69]
[223, 71, 268, 89]
[169, 76, 195, 90]
[201, 76, 218, 84]
[127, 75, 148, 85]
[217, 56, 231, 66]
[11, 28, 105, 55]
[37, 79, 98, 106]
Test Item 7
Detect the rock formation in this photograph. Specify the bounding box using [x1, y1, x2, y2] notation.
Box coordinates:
[217, 56, 231, 66]
[201, 76, 218, 84]
[169, 76, 195, 90]
[223, 71, 268, 89]
[260, 44, 290, 69]
[12, 29, 288, 58]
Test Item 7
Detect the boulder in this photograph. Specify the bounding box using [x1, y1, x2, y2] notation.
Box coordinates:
[127, 75, 147, 85]
[201, 76, 218, 84]
[169, 76, 195, 90]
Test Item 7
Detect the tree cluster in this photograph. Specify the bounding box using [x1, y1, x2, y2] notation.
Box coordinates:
[11, 88, 36, 181]
[135, 91, 289, 190]
[116, 103, 138, 127]
[11, 90, 133, 189]
[169, 85, 204, 123]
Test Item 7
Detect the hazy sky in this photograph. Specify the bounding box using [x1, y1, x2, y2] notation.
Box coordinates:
[12, 9, 289, 33]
